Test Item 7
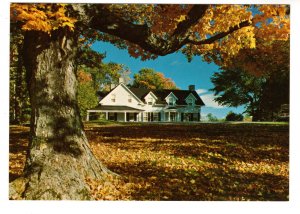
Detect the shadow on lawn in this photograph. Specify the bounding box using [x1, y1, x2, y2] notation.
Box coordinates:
[87, 124, 289, 164]
[87, 123, 289, 139]
[90, 134, 288, 165]
[86, 124, 289, 200]
[163, 139, 289, 163]
[107, 160, 289, 201]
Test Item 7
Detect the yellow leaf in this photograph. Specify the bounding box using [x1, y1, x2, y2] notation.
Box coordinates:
[61, 22, 75, 30]
[176, 15, 187, 22]
[250, 38, 256, 49]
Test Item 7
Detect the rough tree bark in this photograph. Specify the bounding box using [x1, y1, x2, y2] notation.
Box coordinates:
[10, 30, 110, 200]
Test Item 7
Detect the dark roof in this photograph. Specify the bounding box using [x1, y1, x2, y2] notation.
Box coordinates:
[89, 105, 144, 111]
[129, 87, 205, 106]
[96, 91, 108, 97]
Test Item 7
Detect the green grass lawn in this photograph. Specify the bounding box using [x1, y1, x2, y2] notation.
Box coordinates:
[9, 122, 289, 201]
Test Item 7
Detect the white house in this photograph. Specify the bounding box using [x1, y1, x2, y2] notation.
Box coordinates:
[86, 82, 205, 122]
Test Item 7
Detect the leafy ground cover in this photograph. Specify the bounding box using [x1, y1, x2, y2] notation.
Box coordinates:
[9, 122, 289, 201]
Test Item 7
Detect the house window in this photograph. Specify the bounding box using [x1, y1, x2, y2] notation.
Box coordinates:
[148, 97, 153, 105]
[128, 95, 132, 103]
[187, 98, 194, 106]
[169, 97, 175, 105]
[111, 94, 116, 102]
[143, 112, 148, 122]
[153, 112, 159, 121]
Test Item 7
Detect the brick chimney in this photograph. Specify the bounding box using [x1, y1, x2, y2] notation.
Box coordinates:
[188, 85, 195, 91]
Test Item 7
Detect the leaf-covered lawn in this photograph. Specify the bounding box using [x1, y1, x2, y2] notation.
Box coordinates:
[9, 122, 289, 201]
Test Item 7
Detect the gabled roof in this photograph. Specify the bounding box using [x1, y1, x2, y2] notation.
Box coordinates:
[99, 83, 144, 104]
[144, 91, 158, 100]
[165, 91, 178, 101]
[129, 88, 150, 100]
[185, 92, 198, 102]
[129, 87, 205, 106]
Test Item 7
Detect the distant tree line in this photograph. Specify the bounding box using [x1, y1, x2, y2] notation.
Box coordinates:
[206, 112, 244, 122]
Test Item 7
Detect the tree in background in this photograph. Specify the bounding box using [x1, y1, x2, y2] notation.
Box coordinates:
[254, 40, 290, 121]
[210, 39, 289, 121]
[77, 70, 98, 118]
[10, 3, 289, 199]
[95, 62, 131, 92]
[10, 26, 30, 124]
[225, 111, 244, 121]
[206, 113, 218, 122]
[260, 68, 289, 120]
[210, 67, 265, 121]
[132, 68, 178, 89]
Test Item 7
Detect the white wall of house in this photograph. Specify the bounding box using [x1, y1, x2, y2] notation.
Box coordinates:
[99, 84, 144, 109]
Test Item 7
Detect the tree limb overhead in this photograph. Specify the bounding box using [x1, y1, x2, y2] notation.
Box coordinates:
[80, 4, 252, 56]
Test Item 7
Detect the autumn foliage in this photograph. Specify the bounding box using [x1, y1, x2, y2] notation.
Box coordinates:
[10, 3, 76, 33]
[133, 68, 178, 90]
[77, 70, 93, 83]
[10, 123, 289, 200]
[10, 4, 290, 74]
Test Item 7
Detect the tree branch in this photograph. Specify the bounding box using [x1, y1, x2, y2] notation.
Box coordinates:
[87, 4, 209, 55]
[187, 20, 252, 45]
[171, 5, 209, 37]
[82, 4, 253, 56]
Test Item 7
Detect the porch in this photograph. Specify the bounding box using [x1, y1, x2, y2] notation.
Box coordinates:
[87, 106, 201, 122]
[163, 111, 201, 122]
[164, 107, 201, 122]
[86, 105, 144, 122]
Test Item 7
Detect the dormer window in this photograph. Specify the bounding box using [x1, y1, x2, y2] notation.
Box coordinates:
[111, 94, 116, 102]
[187, 98, 194, 106]
[169, 97, 175, 106]
[185, 93, 197, 106]
[144, 92, 157, 106]
[165, 92, 178, 106]
[148, 97, 153, 105]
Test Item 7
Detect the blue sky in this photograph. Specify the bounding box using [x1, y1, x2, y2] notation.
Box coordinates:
[92, 41, 244, 118]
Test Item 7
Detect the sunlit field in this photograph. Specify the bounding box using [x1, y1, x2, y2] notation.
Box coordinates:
[9, 122, 289, 201]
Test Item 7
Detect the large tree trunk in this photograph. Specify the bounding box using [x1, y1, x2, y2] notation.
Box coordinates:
[11, 30, 109, 200]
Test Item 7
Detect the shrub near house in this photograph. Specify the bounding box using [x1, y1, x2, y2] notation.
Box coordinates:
[225, 111, 244, 121]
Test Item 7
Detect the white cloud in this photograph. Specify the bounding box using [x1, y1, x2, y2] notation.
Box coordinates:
[196, 88, 207, 95]
[196, 88, 225, 109]
[200, 93, 225, 109]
